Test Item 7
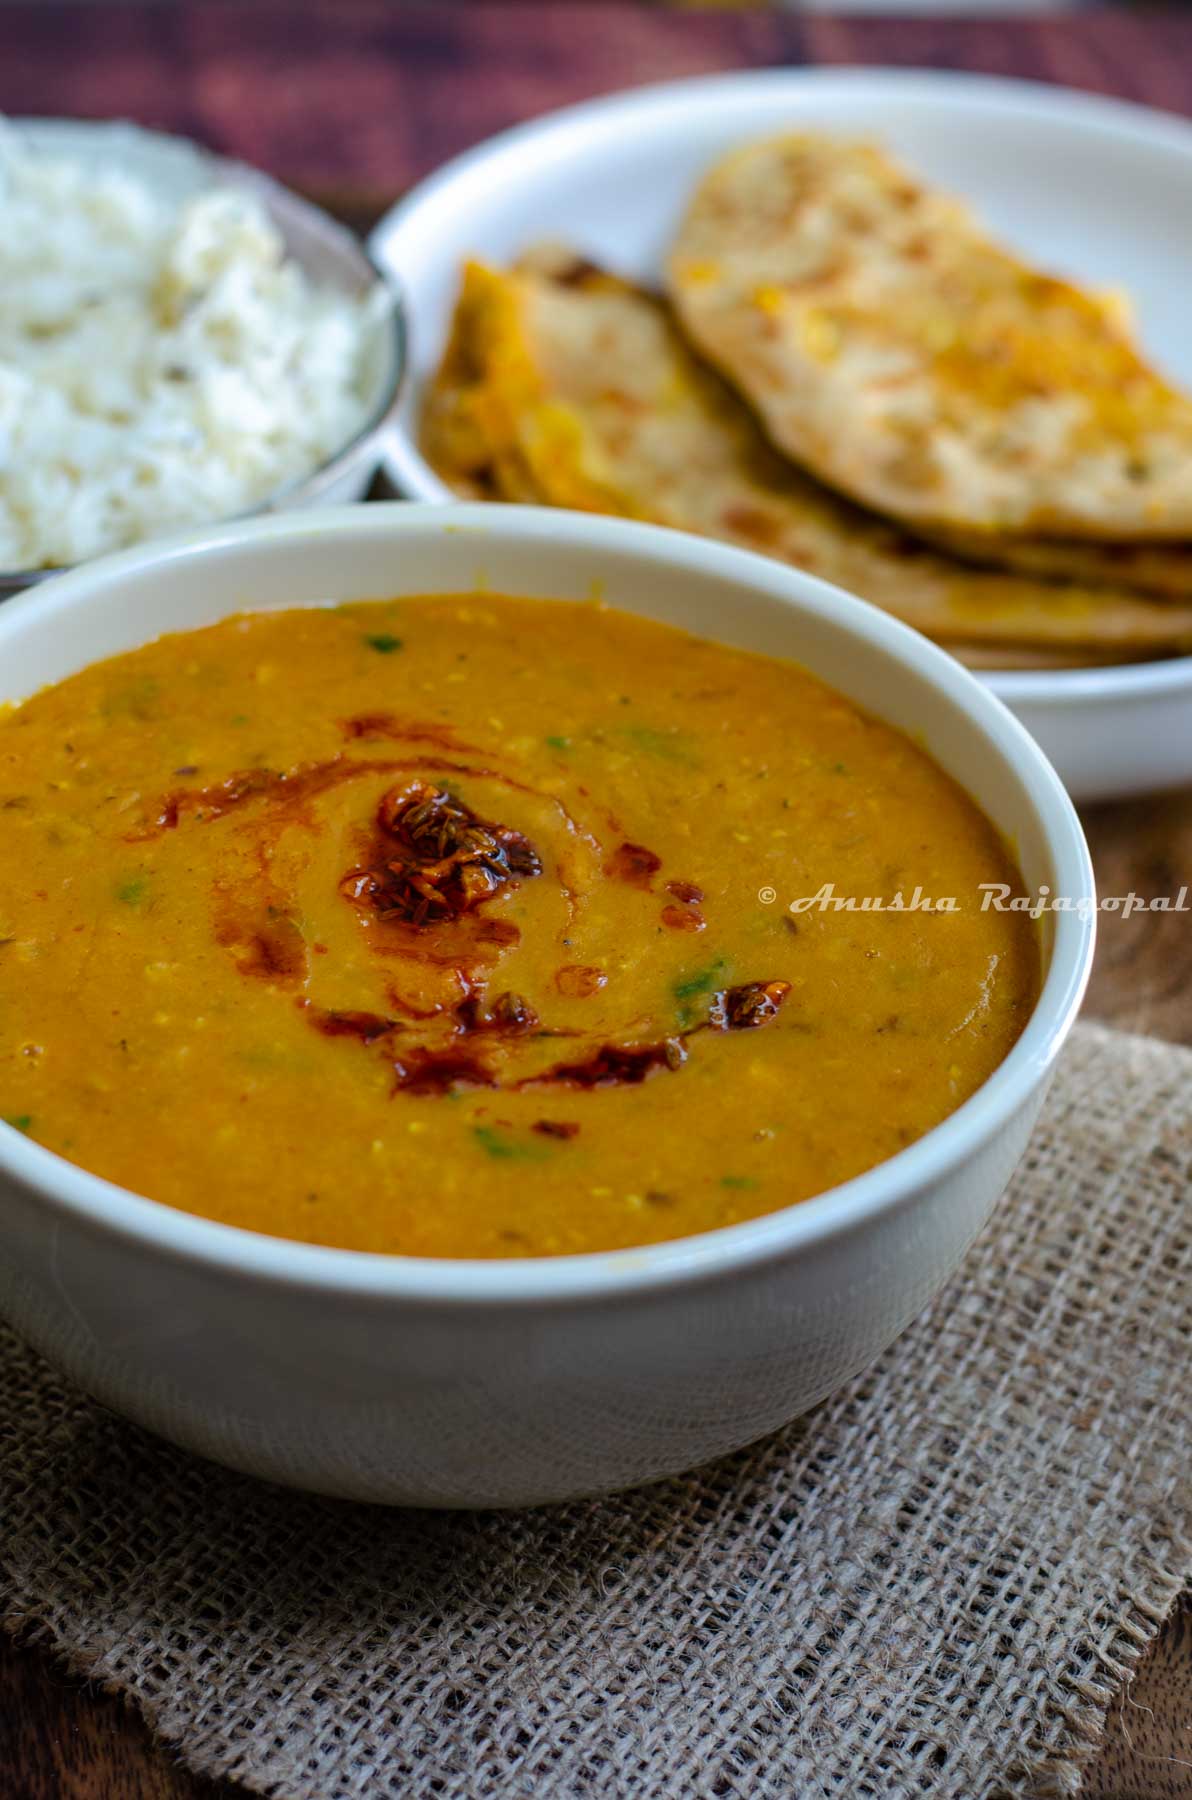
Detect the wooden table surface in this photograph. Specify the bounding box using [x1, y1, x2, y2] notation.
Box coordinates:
[3, 8, 1191, 1797]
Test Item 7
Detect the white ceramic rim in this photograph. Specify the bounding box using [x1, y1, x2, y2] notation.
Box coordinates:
[372, 63, 1192, 714]
[0, 504, 1095, 1304]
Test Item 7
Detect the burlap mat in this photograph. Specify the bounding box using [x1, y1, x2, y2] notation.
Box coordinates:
[1, 1019, 1189, 1800]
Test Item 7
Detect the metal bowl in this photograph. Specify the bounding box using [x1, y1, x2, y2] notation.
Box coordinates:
[0, 119, 406, 599]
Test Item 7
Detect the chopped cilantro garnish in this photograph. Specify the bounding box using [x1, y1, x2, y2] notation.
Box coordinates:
[115, 875, 148, 906]
[364, 633, 403, 655]
[618, 724, 697, 766]
[102, 677, 160, 722]
[472, 1125, 546, 1162]
[673, 957, 728, 1003]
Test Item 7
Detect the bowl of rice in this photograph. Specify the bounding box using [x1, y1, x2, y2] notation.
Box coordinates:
[0, 118, 405, 594]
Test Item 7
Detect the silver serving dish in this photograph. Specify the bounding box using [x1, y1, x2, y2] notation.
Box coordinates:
[0, 119, 406, 599]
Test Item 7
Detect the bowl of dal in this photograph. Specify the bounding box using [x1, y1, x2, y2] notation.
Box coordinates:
[0, 503, 1093, 1505]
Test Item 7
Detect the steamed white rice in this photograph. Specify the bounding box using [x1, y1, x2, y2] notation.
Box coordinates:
[0, 125, 380, 570]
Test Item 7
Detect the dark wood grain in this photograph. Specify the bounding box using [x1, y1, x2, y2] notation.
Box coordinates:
[1, 11, 1190, 1797]
[3, 6, 1192, 192]
[1090, 1598, 1192, 1800]
[0, 1634, 239, 1800]
[1082, 789, 1192, 1049]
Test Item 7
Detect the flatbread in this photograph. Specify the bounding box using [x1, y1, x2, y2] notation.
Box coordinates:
[668, 133, 1192, 540]
[921, 526, 1192, 601]
[422, 255, 1192, 658]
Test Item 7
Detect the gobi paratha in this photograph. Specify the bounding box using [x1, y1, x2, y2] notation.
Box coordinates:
[923, 525, 1192, 601]
[668, 134, 1192, 540]
[422, 255, 1192, 658]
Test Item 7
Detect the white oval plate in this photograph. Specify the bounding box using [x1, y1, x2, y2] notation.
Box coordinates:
[370, 66, 1192, 803]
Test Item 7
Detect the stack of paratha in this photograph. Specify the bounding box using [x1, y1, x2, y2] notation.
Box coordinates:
[422, 137, 1192, 669]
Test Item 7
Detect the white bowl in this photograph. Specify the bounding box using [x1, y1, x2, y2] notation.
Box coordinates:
[370, 66, 1192, 803]
[0, 503, 1094, 1506]
[0, 118, 405, 598]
